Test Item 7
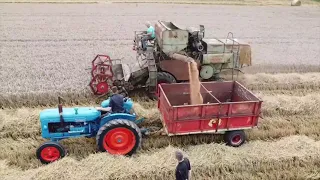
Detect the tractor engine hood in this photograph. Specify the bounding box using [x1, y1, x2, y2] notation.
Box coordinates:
[40, 107, 101, 122]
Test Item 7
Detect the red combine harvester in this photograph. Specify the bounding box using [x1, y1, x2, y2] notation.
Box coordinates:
[156, 81, 263, 146]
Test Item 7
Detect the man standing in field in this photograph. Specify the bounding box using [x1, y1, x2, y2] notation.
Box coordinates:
[141, 21, 155, 51]
[175, 150, 191, 180]
[184, 155, 191, 179]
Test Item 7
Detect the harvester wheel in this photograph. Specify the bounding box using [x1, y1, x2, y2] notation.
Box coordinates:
[36, 141, 65, 164]
[157, 72, 176, 84]
[147, 72, 176, 100]
[224, 130, 246, 147]
[96, 119, 142, 156]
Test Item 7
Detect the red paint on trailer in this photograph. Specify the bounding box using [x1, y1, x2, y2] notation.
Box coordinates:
[157, 81, 263, 135]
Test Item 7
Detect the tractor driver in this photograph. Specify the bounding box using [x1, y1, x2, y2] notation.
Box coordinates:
[108, 86, 126, 113]
[141, 21, 155, 51]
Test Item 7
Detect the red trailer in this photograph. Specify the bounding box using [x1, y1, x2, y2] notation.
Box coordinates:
[157, 81, 263, 147]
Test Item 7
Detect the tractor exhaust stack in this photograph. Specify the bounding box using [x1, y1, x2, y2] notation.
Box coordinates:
[58, 96, 64, 124]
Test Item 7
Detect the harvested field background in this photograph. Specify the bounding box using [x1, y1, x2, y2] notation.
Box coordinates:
[1, 0, 320, 6]
[1, 3, 320, 96]
[0, 2, 320, 180]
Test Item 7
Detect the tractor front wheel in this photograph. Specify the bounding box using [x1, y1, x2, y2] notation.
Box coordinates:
[224, 130, 246, 147]
[36, 141, 65, 164]
[96, 119, 142, 156]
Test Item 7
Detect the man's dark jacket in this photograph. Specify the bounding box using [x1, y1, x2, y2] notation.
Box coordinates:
[109, 94, 125, 113]
[175, 160, 188, 180]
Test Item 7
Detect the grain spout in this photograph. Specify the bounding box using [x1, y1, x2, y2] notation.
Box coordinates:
[188, 60, 203, 105]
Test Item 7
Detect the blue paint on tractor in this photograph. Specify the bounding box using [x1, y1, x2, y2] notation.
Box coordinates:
[39, 97, 140, 141]
[100, 99, 109, 108]
[40, 107, 101, 122]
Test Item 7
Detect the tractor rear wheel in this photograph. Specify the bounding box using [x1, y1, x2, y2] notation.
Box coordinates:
[224, 130, 246, 147]
[96, 119, 142, 156]
[147, 72, 176, 100]
[36, 141, 65, 164]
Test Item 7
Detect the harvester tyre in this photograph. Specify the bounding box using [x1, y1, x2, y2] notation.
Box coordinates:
[96, 119, 142, 156]
[157, 72, 176, 84]
[224, 130, 246, 147]
[36, 141, 65, 164]
[147, 72, 176, 100]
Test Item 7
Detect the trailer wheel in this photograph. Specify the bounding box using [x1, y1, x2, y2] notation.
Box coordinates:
[224, 130, 246, 147]
[36, 141, 65, 164]
[147, 72, 176, 100]
[96, 119, 142, 156]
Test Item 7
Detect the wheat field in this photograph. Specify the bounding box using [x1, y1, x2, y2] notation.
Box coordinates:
[1, 2, 320, 180]
[1, 71, 319, 179]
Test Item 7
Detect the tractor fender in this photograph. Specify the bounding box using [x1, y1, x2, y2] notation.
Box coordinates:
[100, 113, 136, 127]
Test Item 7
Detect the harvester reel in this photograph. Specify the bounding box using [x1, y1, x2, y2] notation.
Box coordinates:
[92, 55, 112, 67]
[90, 74, 113, 95]
[91, 55, 113, 77]
[90, 54, 114, 95]
[91, 64, 113, 78]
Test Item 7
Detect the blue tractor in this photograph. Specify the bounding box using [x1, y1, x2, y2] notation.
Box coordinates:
[36, 97, 144, 164]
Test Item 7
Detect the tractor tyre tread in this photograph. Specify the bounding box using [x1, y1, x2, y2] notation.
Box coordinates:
[96, 119, 142, 156]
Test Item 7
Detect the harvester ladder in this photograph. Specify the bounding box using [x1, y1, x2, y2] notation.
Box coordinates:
[226, 32, 240, 80]
[146, 48, 157, 93]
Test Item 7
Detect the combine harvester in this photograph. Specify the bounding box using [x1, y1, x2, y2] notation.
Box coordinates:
[89, 20, 252, 98]
[36, 21, 261, 164]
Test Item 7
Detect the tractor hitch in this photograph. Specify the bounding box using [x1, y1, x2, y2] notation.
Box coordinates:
[140, 126, 164, 136]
